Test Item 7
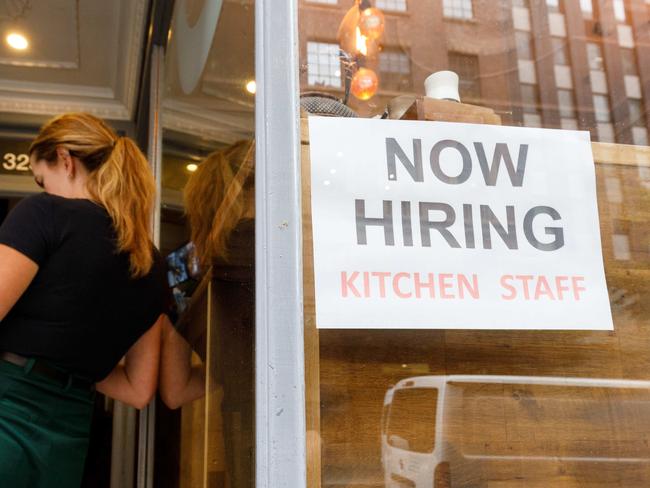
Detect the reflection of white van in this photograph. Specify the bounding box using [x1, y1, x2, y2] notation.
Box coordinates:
[381, 375, 650, 488]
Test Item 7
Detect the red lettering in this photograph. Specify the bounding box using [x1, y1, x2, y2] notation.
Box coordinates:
[341, 271, 361, 298]
[439, 273, 454, 299]
[555, 276, 569, 300]
[500, 275, 516, 300]
[534, 276, 555, 300]
[458, 274, 479, 299]
[414, 272, 435, 298]
[363, 272, 370, 298]
[514, 275, 534, 300]
[572, 276, 586, 300]
[371, 271, 391, 298]
[393, 273, 412, 298]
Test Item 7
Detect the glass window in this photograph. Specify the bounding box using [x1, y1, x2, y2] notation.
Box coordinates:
[621, 48, 639, 77]
[546, 0, 560, 12]
[613, 0, 626, 22]
[628, 99, 646, 127]
[376, 0, 407, 12]
[558, 89, 576, 118]
[594, 94, 612, 122]
[521, 83, 540, 113]
[386, 388, 438, 453]
[297, 2, 650, 486]
[307, 41, 342, 88]
[552, 37, 569, 65]
[560, 117, 578, 129]
[443, 0, 473, 20]
[449, 52, 481, 100]
[157, 2, 256, 487]
[587, 42, 604, 71]
[516, 31, 534, 60]
[379, 49, 412, 91]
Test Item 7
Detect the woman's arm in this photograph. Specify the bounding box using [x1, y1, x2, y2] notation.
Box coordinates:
[159, 315, 206, 409]
[0, 245, 38, 321]
[96, 315, 163, 409]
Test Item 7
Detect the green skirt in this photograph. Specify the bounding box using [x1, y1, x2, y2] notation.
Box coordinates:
[0, 358, 95, 488]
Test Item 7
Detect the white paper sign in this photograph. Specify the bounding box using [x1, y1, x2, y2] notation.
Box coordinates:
[308, 116, 613, 330]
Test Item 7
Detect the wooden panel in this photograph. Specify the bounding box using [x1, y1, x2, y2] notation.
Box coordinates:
[302, 119, 322, 488]
[204, 281, 227, 487]
[179, 394, 206, 488]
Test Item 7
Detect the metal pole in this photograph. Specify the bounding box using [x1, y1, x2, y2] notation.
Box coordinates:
[110, 401, 137, 488]
[137, 43, 165, 488]
[255, 0, 307, 486]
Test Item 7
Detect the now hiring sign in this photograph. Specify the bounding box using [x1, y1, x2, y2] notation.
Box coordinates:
[308, 116, 613, 330]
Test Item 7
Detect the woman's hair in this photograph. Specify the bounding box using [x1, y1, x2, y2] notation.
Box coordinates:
[183, 140, 254, 266]
[29, 113, 156, 278]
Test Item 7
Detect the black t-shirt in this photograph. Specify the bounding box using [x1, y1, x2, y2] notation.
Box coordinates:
[0, 193, 168, 381]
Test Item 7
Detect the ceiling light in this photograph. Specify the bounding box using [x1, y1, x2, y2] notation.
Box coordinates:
[186, 163, 198, 172]
[246, 80, 256, 94]
[6, 33, 28, 51]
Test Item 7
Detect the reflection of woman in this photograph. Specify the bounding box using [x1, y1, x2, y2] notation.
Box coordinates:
[0, 113, 168, 487]
[159, 140, 254, 486]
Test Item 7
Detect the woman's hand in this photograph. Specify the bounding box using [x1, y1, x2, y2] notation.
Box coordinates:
[96, 315, 163, 409]
[159, 316, 206, 409]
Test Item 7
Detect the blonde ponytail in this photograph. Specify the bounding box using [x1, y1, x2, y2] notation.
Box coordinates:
[29, 113, 156, 278]
[86, 137, 155, 277]
[183, 140, 254, 266]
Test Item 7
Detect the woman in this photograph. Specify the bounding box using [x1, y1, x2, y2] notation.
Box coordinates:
[158, 140, 255, 486]
[159, 140, 254, 409]
[0, 113, 168, 487]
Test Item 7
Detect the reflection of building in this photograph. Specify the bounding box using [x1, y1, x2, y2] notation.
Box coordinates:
[299, 0, 650, 145]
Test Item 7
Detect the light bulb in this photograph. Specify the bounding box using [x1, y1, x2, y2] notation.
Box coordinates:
[6, 33, 28, 51]
[186, 163, 198, 172]
[351, 67, 379, 101]
[355, 27, 368, 56]
[246, 80, 256, 94]
[358, 8, 385, 41]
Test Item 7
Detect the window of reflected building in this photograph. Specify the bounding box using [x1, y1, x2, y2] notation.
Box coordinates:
[376, 0, 408, 12]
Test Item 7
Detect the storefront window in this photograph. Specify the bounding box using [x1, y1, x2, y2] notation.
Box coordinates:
[298, 0, 650, 486]
[155, 1, 255, 486]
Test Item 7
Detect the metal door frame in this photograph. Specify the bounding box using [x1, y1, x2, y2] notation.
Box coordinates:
[255, 0, 307, 487]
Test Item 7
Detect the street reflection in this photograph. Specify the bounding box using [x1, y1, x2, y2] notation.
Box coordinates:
[382, 375, 650, 487]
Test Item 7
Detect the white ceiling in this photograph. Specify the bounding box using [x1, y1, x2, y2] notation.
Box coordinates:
[0, 0, 148, 120]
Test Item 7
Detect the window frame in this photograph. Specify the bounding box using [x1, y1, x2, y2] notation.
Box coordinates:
[255, 0, 307, 487]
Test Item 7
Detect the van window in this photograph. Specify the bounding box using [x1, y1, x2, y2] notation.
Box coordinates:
[387, 388, 438, 453]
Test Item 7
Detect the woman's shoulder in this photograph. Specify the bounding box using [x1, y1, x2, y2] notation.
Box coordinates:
[15, 191, 53, 207]
[4, 193, 56, 223]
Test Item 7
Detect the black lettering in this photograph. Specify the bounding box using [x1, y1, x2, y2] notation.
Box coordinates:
[419, 202, 461, 248]
[524, 206, 564, 251]
[430, 140, 472, 185]
[474, 142, 528, 187]
[480, 205, 518, 249]
[401, 201, 413, 247]
[355, 199, 395, 246]
[386, 138, 423, 182]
